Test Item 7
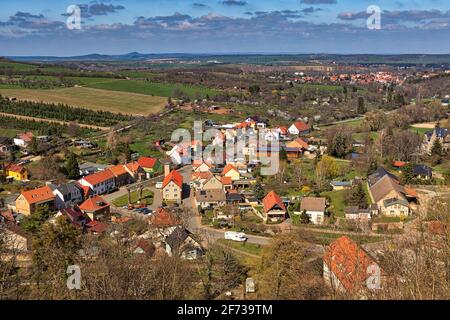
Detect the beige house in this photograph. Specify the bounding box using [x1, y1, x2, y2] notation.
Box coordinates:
[222, 164, 240, 181]
[193, 160, 212, 173]
[162, 169, 183, 204]
[368, 173, 414, 217]
[381, 198, 410, 217]
[195, 189, 227, 209]
[15, 185, 55, 216]
[202, 175, 223, 190]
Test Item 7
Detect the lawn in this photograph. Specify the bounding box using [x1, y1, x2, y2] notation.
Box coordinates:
[0, 127, 24, 138]
[0, 87, 167, 115]
[372, 216, 402, 223]
[310, 232, 387, 245]
[217, 239, 264, 256]
[112, 189, 154, 207]
[321, 189, 347, 218]
[408, 126, 430, 136]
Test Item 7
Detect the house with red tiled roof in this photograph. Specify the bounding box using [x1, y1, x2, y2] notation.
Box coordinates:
[288, 121, 311, 135]
[150, 208, 181, 229]
[86, 220, 108, 234]
[75, 182, 93, 199]
[262, 190, 286, 222]
[162, 169, 183, 204]
[285, 138, 311, 159]
[276, 127, 288, 136]
[124, 161, 145, 181]
[323, 236, 383, 294]
[15, 185, 55, 216]
[79, 195, 110, 221]
[192, 160, 212, 173]
[108, 164, 133, 187]
[392, 161, 407, 169]
[220, 176, 233, 191]
[137, 157, 162, 178]
[13, 132, 34, 148]
[222, 164, 240, 181]
[5, 163, 29, 181]
[78, 169, 116, 195]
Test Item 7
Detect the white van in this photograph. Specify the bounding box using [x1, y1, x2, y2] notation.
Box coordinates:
[224, 231, 247, 242]
[155, 182, 163, 189]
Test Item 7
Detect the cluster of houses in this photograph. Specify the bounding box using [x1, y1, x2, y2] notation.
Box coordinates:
[1, 154, 204, 260]
[11, 156, 163, 218]
[165, 118, 320, 166]
[187, 157, 329, 224]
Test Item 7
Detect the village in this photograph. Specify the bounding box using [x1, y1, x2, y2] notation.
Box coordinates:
[1, 107, 448, 298]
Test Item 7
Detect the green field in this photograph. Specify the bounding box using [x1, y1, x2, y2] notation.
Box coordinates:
[86, 78, 219, 99]
[0, 87, 167, 115]
[112, 189, 154, 207]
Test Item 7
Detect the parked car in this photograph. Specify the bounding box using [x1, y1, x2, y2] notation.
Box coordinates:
[155, 182, 163, 189]
[224, 231, 247, 242]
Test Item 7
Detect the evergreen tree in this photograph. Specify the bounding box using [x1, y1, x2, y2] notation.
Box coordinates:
[300, 210, 310, 224]
[279, 148, 288, 161]
[357, 96, 367, 114]
[400, 163, 415, 185]
[253, 180, 266, 200]
[65, 152, 80, 180]
[346, 182, 368, 208]
[430, 139, 443, 165]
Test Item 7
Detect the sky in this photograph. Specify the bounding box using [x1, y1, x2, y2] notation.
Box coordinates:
[1, 0, 450, 56]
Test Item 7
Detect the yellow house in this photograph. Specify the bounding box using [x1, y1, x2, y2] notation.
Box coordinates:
[5, 163, 29, 181]
[222, 164, 240, 181]
[15, 185, 55, 216]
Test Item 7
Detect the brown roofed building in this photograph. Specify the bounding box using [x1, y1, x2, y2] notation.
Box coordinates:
[300, 197, 326, 224]
[195, 189, 227, 209]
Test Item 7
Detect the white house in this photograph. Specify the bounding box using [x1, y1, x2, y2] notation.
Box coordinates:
[52, 182, 84, 210]
[300, 197, 326, 224]
[288, 121, 311, 135]
[167, 146, 182, 165]
[78, 169, 116, 195]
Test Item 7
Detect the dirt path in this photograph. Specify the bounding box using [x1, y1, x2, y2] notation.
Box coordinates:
[0, 112, 110, 131]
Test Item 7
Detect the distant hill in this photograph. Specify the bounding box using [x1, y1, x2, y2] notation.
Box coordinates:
[6, 52, 450, 66]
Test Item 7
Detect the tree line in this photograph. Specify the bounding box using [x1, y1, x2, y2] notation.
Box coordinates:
[0, 96, 133, 127]
[0, 115, 98, 137]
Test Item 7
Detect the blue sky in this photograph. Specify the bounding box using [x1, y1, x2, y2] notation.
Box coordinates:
[1, 0, 450, 56]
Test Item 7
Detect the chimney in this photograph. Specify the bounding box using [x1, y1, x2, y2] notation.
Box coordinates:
[164, 164, 171, 177]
